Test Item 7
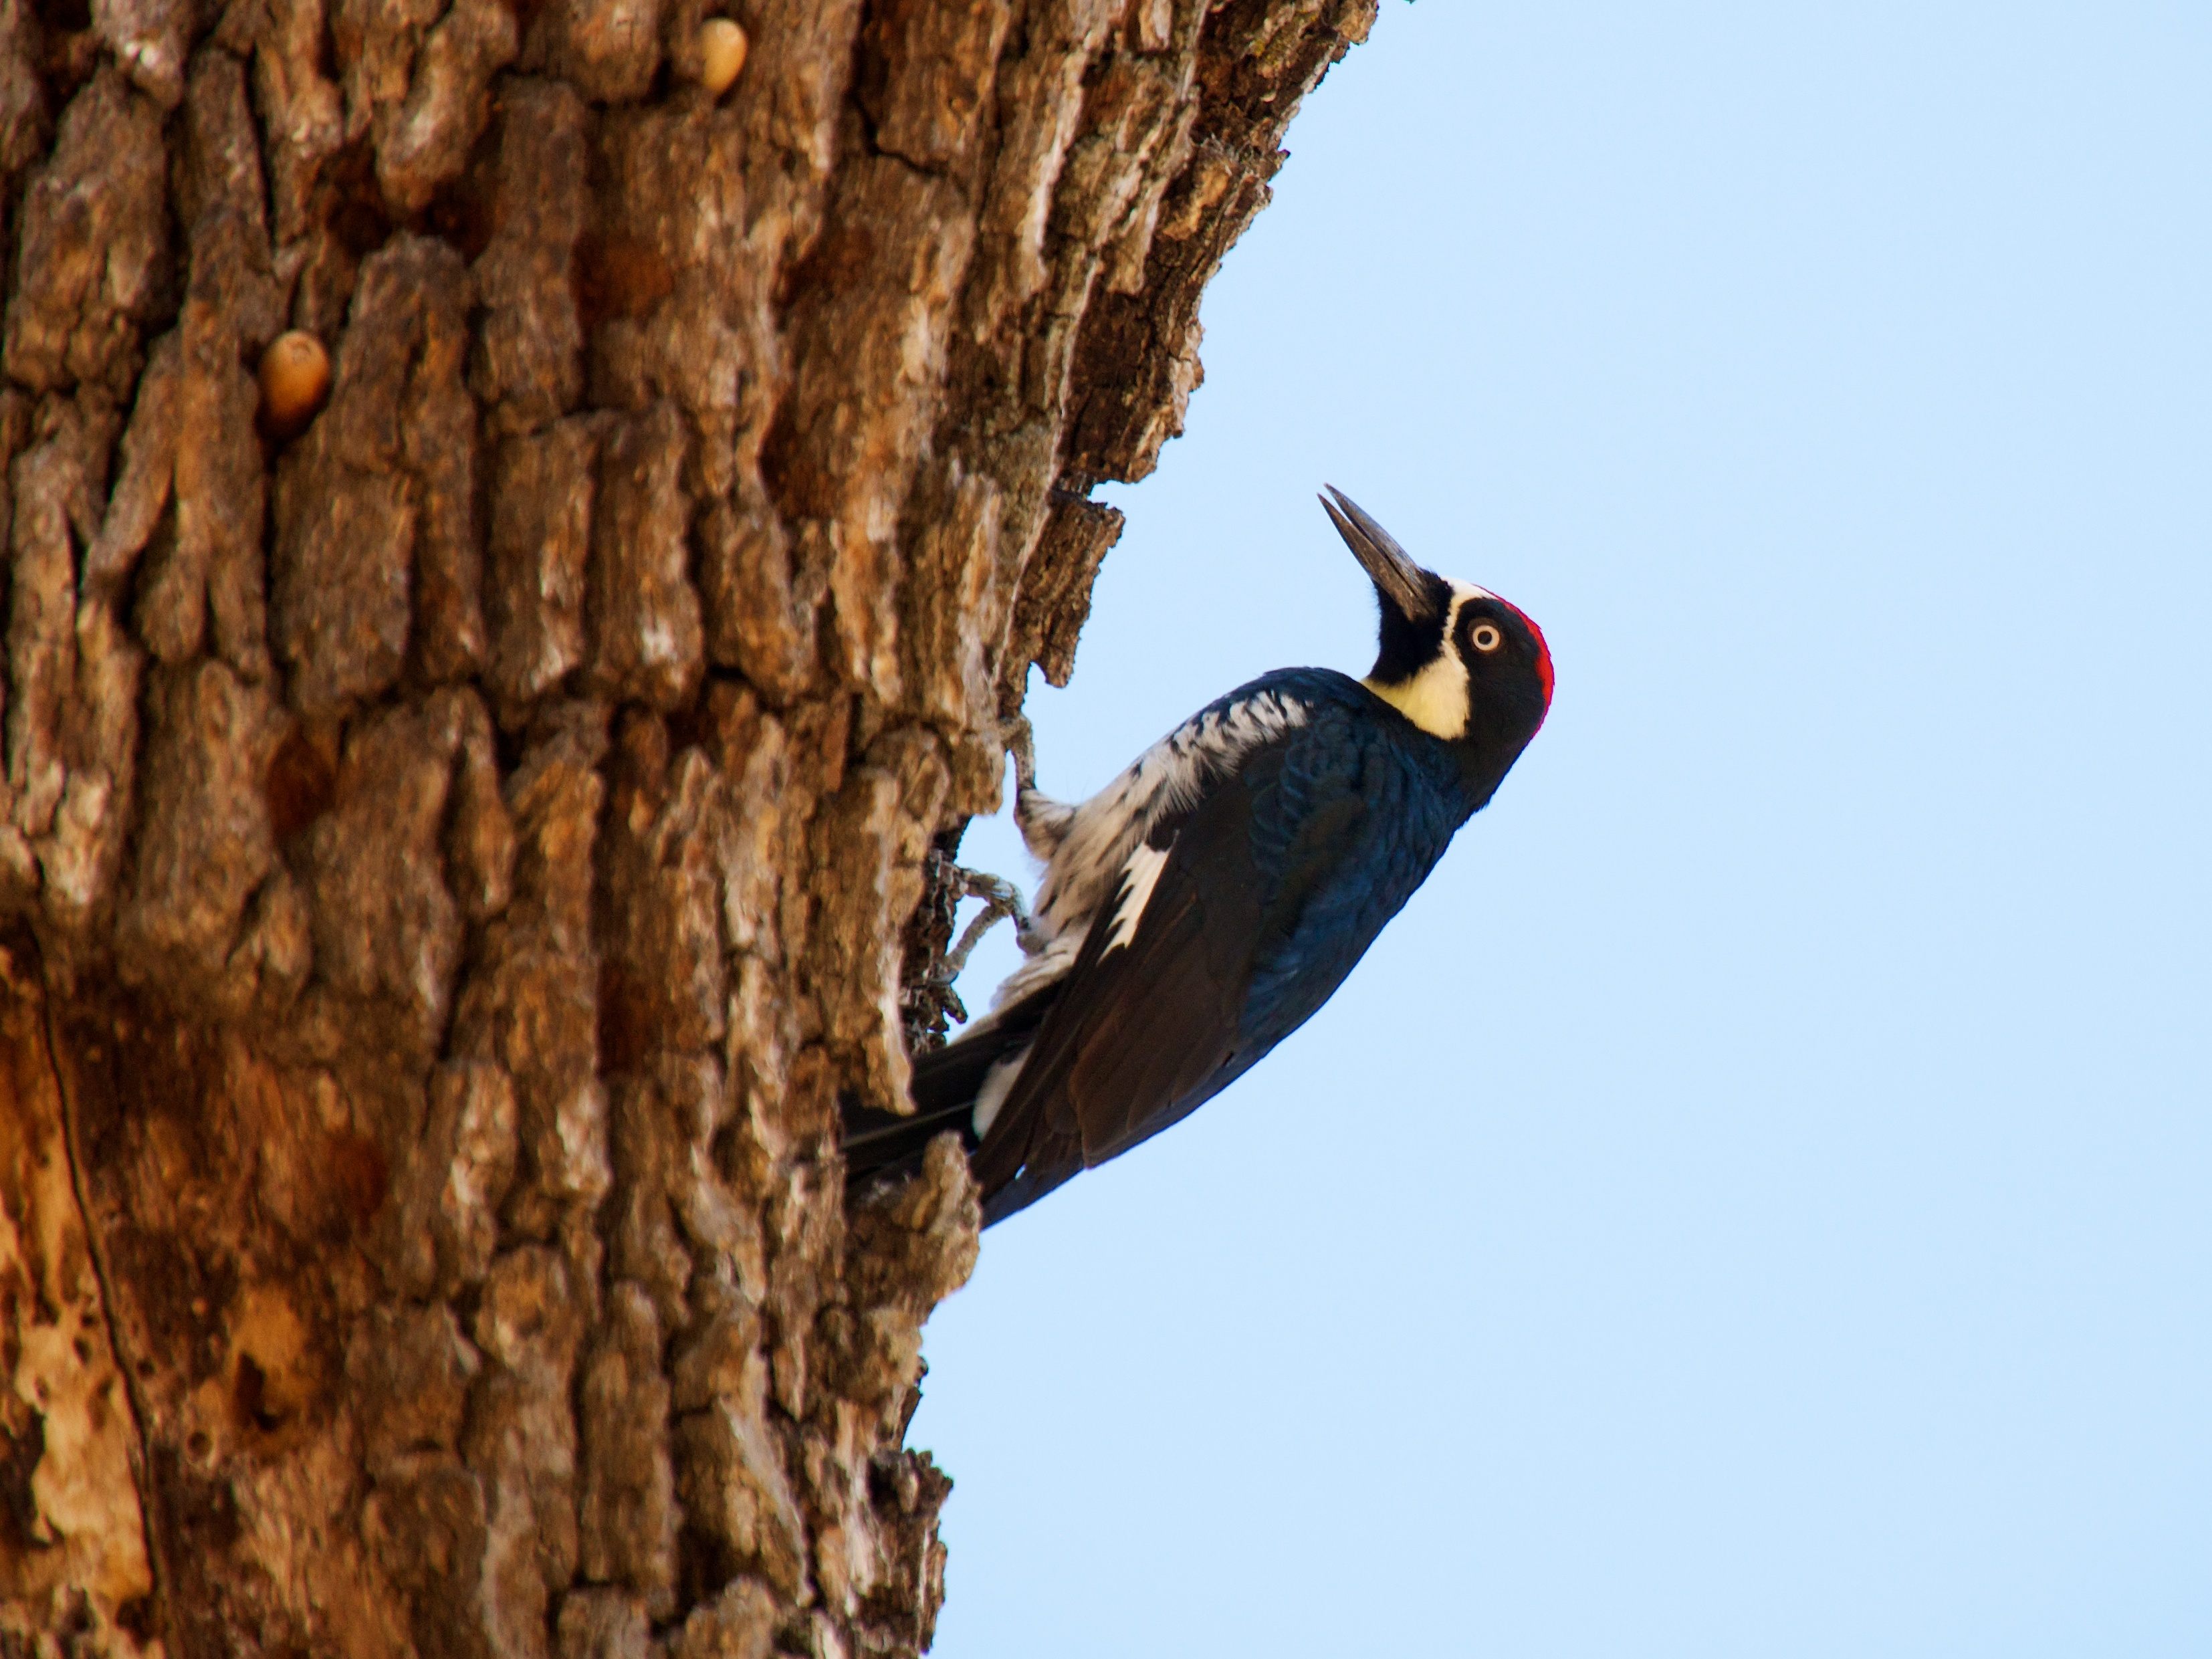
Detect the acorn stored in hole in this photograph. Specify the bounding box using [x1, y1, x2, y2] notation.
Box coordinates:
[699, 19, 748, 96]
[259, 331, 331, 431]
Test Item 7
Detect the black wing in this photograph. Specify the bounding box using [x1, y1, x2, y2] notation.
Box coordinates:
[972, 703, 1452, 1223]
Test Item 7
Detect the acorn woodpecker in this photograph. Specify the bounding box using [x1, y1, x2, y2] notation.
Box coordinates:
[844, 487, 1554, 1225]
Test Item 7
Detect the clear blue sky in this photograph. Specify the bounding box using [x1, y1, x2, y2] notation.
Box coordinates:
[912, 6, 2212, 1654]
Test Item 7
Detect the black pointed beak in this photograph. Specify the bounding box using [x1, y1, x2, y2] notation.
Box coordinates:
[1319, 486, 1446, 626]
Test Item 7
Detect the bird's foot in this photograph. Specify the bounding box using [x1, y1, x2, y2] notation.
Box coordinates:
[1002, 711, 1077, 861]
[929, 867, 1043, 987]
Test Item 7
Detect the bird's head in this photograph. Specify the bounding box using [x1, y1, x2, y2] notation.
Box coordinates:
[1321, 485, 1553, 752]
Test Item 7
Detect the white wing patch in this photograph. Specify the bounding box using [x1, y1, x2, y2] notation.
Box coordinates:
[1031, 685, 1309, 938]
[1362, 579, 1492, 740]
[1103, 842, 1170, 954]
[971, 1046, 1030, 1137]
[944, 683, 1309, 1043]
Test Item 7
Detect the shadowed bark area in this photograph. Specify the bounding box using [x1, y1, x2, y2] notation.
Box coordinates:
[0, 0, 1375, 1650]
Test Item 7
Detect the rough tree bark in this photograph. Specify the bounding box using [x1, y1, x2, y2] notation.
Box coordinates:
[0, 0, 1374, 1651]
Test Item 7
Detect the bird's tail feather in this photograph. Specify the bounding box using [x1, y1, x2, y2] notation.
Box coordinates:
[840, 985, 1059, 1194]
[837, 1093, 978, 1190]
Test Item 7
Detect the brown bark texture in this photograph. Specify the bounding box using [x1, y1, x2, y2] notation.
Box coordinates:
[0, 0, 1373, 1651]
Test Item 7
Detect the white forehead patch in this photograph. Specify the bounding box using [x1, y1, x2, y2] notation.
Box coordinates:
[1361, 580, 1490, 739]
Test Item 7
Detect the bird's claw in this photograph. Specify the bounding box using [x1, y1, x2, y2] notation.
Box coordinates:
[930, 867, 1042, 988]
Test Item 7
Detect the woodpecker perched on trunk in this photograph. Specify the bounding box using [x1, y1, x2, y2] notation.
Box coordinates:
[844, 487, 1554, 1225]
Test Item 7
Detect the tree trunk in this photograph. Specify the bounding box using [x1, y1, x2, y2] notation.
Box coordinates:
[0, 0, 1372, 1650]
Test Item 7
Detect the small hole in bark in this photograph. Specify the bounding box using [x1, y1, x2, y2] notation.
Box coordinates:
[662, 697, 708, 759]
[186, 1430, 211, 1458]
[775, 223, 877, 308]
[315, 139, 393, 261]
[30, 0, 90, 31]
[491, 718, 529, 773]
[711, 1119, 743, 1180]
[231, 1353, 280, 1430]
[573, 232, 675, 332]
[30, 19, 98, 101]
[114, 1596, 155, 1641]
[449, 1280, 485, 1335]
[423, 171, 499, 263]
[265, 725, 338, 843]
[757, 398, 828, 516]
[0, 1410, 45, 1548]
[324, 1131, 389, 1234]
[676, 1520, 738, 1609]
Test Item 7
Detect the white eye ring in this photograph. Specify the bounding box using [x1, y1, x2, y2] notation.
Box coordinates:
[1470, 622, 1503, 653]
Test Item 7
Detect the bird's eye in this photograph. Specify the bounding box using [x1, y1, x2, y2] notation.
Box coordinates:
[1470, 622, 1503, 653]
